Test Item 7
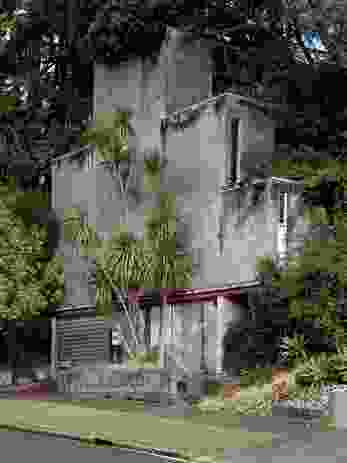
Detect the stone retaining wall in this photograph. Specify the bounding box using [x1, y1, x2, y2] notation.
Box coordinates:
[56, 364, 171, 399]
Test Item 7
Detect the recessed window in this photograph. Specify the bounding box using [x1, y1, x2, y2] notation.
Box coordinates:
[227, 118, 240, 184]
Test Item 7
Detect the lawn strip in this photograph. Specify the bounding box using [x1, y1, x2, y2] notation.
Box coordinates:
[48, 399, 245, 428]
[0, 399, 275, 462]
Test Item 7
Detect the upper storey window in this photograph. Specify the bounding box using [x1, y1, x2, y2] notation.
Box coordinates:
[226, 118, 241, 185]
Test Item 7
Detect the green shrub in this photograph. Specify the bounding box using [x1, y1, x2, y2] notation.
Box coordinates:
[288, 372, 321, 401]
[284, 335, 310, 369]
[294, 348, 347, 387]
[206, 381, 223, 397]
[144, 348, 160, 365]
[294, 353, 328, 387]
[223, 383, 274, 416]
[324, 347, 347, 384]
[239, 367, 273, 388]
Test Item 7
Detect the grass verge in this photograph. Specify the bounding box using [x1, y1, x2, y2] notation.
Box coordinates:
[45, 364, 336, 431]
[0, 399, 275, 463]
[48, 397, 336, 432]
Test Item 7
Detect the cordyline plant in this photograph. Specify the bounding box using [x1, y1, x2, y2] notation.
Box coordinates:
[64, 110, 193, 366]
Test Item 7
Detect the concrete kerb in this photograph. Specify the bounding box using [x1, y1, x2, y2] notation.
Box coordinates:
[0, 422, 193, 463]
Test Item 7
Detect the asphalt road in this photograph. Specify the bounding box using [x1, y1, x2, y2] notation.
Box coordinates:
[0, 429, 183, 463]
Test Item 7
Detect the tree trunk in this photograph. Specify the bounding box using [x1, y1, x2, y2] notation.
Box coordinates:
[8, 321, 17, 386]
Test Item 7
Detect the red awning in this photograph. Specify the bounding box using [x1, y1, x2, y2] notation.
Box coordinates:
[128, 286, 242, 306]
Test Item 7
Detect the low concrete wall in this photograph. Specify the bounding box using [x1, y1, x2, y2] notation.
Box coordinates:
[56, 364, 171, 399]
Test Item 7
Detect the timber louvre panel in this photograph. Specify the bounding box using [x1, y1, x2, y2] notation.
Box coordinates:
[56, 317, 109, 363]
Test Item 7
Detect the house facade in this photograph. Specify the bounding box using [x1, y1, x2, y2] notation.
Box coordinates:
[50, 27, 308, 389]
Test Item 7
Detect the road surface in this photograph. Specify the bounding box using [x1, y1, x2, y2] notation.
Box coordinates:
[0, 429, 183, 463]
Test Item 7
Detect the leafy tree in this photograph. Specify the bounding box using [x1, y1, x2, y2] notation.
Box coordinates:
[0, 177, 65, 321]
[256, 157, 347, 359]
[0, 3, 95, 187]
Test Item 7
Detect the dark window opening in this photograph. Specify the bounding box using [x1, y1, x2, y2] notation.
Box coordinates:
[228, 118, 240, 183]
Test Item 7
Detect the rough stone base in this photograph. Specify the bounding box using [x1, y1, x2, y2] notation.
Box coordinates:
[56, 364, 171, 400]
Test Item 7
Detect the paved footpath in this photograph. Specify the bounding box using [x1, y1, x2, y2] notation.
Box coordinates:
[225, 426, 347, 462]
[146, 404, 347, 462]
[0, 428, 180, 463]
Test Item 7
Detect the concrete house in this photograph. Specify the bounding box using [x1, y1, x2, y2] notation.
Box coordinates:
[50, 27, 307, 395]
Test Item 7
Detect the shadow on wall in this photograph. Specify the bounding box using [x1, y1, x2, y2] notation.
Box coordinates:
[222, 317, 339, 377]
[222, 319, 279, 375]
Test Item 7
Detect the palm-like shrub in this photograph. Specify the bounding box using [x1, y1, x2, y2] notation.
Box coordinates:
[294, 347, 347, 388]
[294, 353, 328, 387]
[278, 334, 310, 369]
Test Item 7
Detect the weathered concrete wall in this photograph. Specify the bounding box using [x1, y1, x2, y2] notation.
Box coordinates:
[162, 93, 276, 287]
[94, 27, 213, 115]
[165, 28, 213, 113]
[90, 30, 278, 289]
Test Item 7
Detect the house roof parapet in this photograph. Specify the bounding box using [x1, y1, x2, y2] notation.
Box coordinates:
[221, 176, 304, 194]
[161, 91, 285, 127]
[49, 144, 95, 167]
